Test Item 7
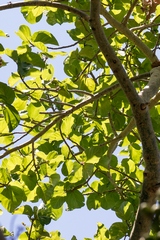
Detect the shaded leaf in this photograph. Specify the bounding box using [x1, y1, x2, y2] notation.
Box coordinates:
[3, 104, 20, 132]
[0, 82, 15, 104]
[0, 182, 25, 212]
[66, 190, 85, 210]
[14, 205, 33, 217]
[32, 31, 59, 45]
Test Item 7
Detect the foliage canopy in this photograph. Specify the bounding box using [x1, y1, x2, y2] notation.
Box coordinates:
[0, 0, 160, 239]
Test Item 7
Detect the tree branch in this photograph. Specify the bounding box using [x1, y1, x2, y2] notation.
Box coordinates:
[1, 1, 156, 65]
[100, 5, 158, 63]
[0, 1, 90, 21]
[122, 0, 139, 26]
[90, 1, 160, 239]
[90, 0, 141, 107]
[107, 90, 160, 161]
[139, 66, 160, 103]
[0, 73, 147, 158]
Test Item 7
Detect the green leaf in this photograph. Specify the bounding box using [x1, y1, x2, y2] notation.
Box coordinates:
[122, 159, 136, 173]
[87, 193, 101, 210]
[37, 182, 54, 203]
[109, 222, 128, 240]
[21, 6, 43, 24]
[79, 46, 97, 59]
[18, 232, 29, 240]
[0, 168, 11, 184]
[100, 192, 120, 210]
[0, 182, 25, 212]
[32, 31, 59, 45]
[50, 206, 63, 220]
[66, 190, 84, 210]
[46, 9, 68, 25]
[61, 144, 70, 159]
[8, 72, 20, 87]
[62, 160, 73, 176]
[5, 48, 18, 62]
[51, 196, 66, 209]
[0, 82, 15, 104]
[38, 142, 55, 154]
[129, 143, 142, 164]
[47, 231, 62, 240]
[112, 112, 126, 130]
[41, 64, 54, 80]
[37, 204, 52, 225]
[22, 170, 37, 190]
[19, 52, 45, 68]
[17, 59, 33, 77]
[16, 25, 32, 42]
[61, 115, 75, 137]
[94, 223, 109, 240]
[71, 236, 77, 240]
[0, 30, 8, 37]
[116, 201, 134, 221]
[27, 102, 45, 121]
[32, 41, 48, 52]
[83, 163, 94, 179]
[0, 43, 4, 51]
[3, 104, 20, 132]
[14, 205, 33, 217]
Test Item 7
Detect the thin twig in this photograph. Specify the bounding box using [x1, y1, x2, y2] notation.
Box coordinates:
[122, 0, 139, 26]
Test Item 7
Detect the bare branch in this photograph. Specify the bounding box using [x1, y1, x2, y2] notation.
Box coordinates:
[139, 66, 160, 103]
[130, 22, 160, 31]
[0, 1, 90, 21]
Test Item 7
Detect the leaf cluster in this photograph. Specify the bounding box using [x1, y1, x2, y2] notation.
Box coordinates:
[0, 0, 160, 239]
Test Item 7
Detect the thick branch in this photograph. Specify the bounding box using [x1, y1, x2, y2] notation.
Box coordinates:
[90, 1, 160, 239]
[100, 6, 158, 63]
[0, 1, 89, 21]
[90, 0, 141, 107]
[139, 66, 160, 103]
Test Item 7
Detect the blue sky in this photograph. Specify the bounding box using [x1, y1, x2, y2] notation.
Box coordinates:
[0, 1, 120, 239]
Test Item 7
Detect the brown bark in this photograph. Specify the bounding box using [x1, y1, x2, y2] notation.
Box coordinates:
[0, 230, 5, 240]
[90, 0, 160, 239]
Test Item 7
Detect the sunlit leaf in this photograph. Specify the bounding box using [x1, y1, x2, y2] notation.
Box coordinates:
[0, 1, 158, 238]
[16, 25, 32, 42]
[61, 115, 75, 137]
[0, 30, 9, 37]
[94, 223, 109, 240]
[27, 102, 45, 121]
[21, 6, 43, 24]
